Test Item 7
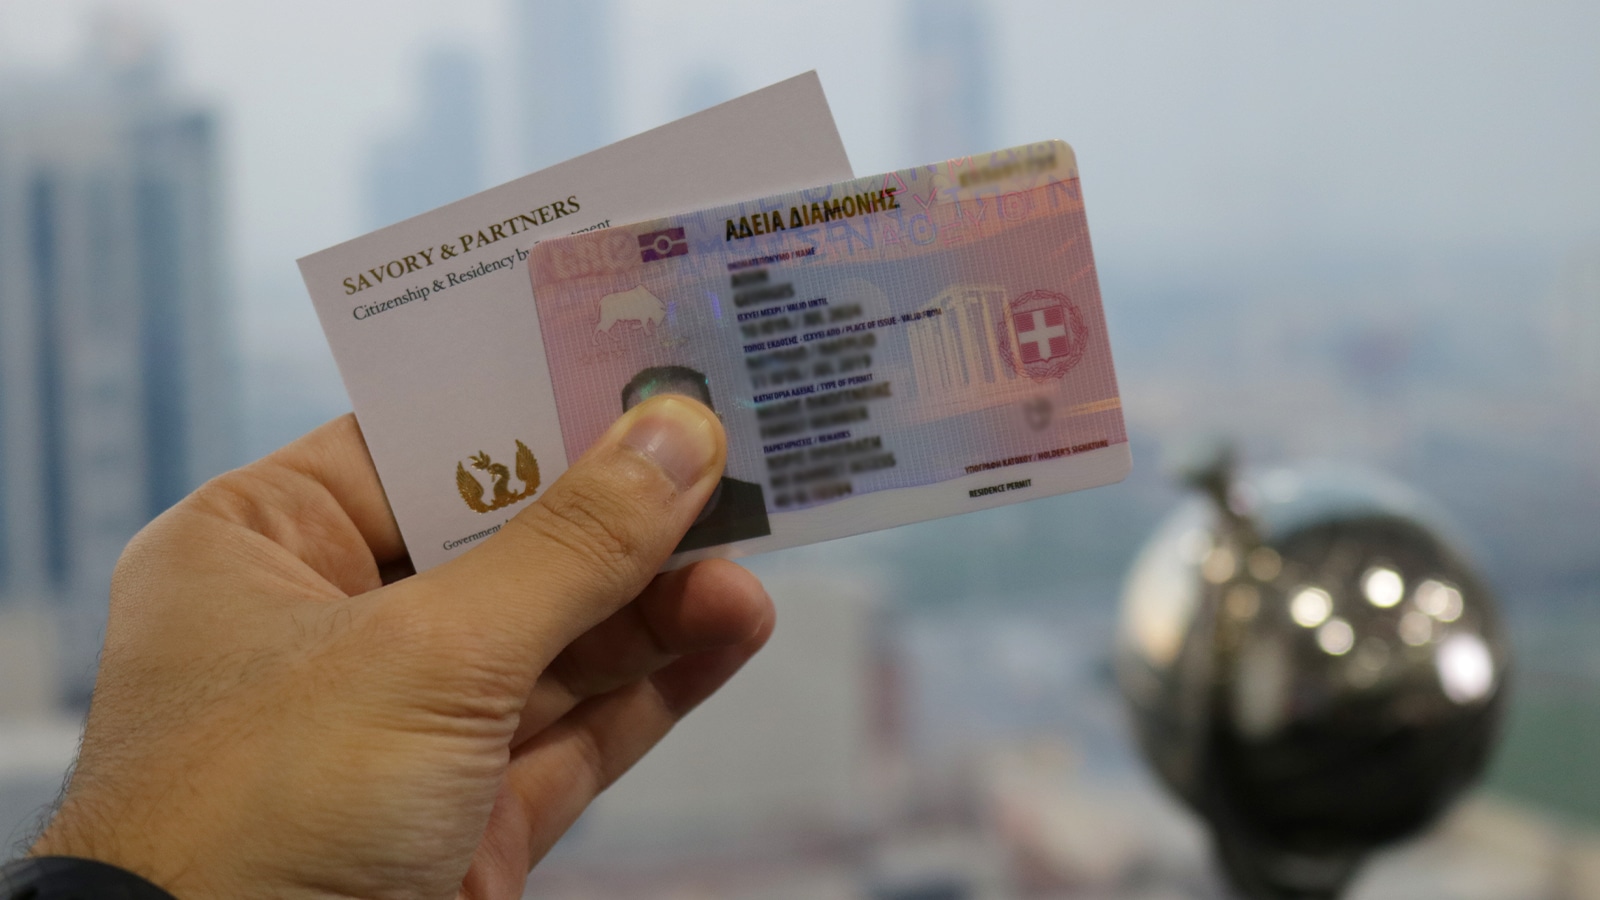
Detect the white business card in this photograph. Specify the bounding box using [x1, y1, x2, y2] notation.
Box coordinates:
[299, 72, 854, 570]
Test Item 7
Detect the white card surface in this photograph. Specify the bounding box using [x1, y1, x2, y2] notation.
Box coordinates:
[299, 72, 854, 570]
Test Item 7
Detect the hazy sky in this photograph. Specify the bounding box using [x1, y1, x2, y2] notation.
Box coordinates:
[2, 1, 1599, 353]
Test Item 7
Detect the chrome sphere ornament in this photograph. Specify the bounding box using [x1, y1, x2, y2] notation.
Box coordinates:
[1116, 453, 1509, 899]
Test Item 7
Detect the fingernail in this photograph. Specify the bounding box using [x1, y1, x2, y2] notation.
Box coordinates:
[621, 397, 720, 491]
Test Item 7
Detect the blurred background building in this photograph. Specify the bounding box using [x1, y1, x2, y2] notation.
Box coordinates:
[0, 10, 234, 710]
[904, 0, 994, 161]
[513, 0, 612, 171]
[365, 46, 488, 228]
[1, 0, 1598, 894]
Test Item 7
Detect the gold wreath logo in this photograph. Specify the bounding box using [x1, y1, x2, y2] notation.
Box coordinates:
[455, 440, 541, 513]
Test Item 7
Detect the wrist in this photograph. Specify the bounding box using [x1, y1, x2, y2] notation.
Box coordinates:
[29, 803, 202, 900]
[30, 795, 362, 900]
[2, 855, 178, 899]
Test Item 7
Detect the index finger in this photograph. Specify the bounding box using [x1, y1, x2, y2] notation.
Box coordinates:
[257, 413, 409, 568]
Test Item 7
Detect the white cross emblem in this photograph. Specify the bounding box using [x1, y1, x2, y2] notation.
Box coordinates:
[1015, 309, 1068, 362]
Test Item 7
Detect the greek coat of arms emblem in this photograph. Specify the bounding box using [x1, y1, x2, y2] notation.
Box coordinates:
[997, 289, 1090, 382]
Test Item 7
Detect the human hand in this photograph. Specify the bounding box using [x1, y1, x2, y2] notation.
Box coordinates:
[30, 396, 774, 900]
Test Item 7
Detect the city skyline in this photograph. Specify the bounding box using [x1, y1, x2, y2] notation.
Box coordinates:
[0, 2, 1592, 661]
[6, 1, 1598, 346]
[0, 2, 1590, 619]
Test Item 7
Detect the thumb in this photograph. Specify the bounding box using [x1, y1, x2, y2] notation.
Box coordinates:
[397, 394, 727, 676]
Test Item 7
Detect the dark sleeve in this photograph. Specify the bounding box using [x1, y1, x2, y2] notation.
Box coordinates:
[0, 857, 178, 899]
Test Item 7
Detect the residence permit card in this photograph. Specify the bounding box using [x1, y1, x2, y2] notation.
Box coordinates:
[298, 73, 853, 571]
[527, 140, 1130, 564]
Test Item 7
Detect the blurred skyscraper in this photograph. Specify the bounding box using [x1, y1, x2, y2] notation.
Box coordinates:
[904, 0, 995, 162]
[513, 0, 612, 171]
[365, 47, 487, 229]
[0, 14, 234, 702]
